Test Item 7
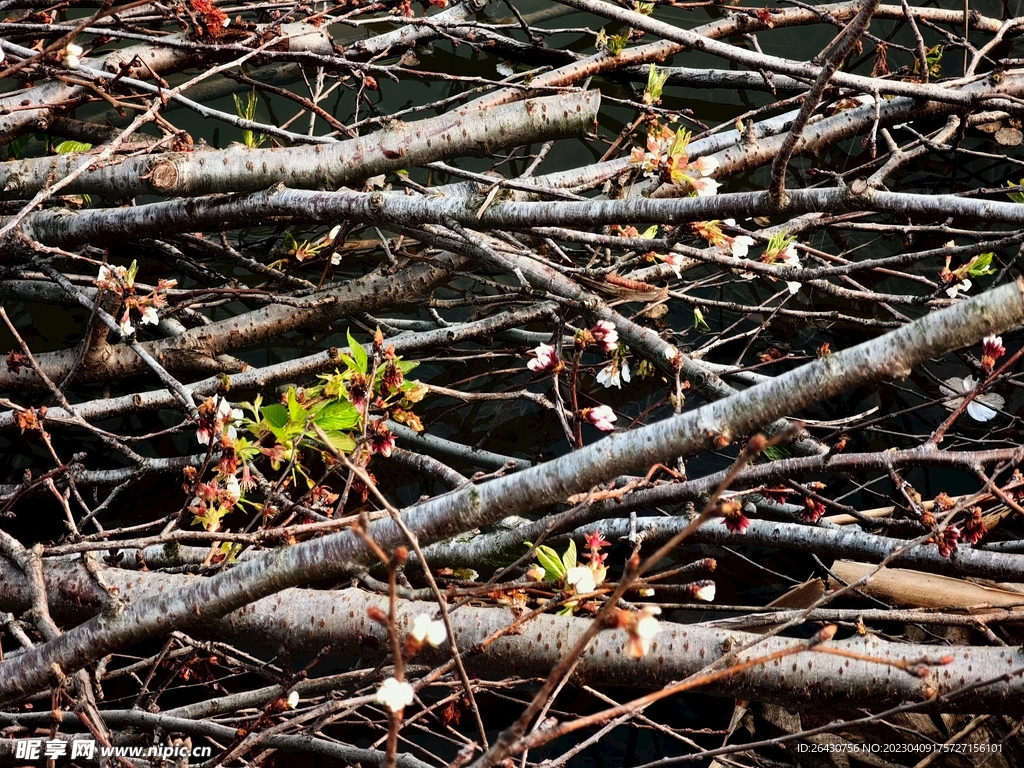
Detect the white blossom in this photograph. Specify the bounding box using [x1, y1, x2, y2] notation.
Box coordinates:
[222, 474, 241, 505]
[690, 177, 720, 197]
[663, 252, 686, 277]
[596, 360, 630, 389]
[566, 566, 596, 595]
[693, 583, 716, 602]
[140, 306, 159, 325]
[729, 235, 755, 258]
[410, 614, 447, 647]
[219, 399, 244, 441]
[375, 677, 415, 713]
[940, 375, 1004, 422]
[62, 42, 83, 69]
[946, 278, 972, 298]
[691, 155, 719, 175]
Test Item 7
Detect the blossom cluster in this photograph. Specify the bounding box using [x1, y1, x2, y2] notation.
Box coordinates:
[524, 321, 629, 432]
[95, 262, 177, 337]
[630, 124, 720, 196]
[189, 397, 249, 533]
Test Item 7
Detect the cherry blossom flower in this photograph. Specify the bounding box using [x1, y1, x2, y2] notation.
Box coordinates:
[728, 234, 756, 258]
[931, 526, 961, 558]
[940, 376, 1004, 422]
[691, 155, 719, 176]
[347, 372, 371, 409]
[583, 405, 617, 431]
[196, 398, 243, 445]
[801, 497, 826, 524]
[981, 335, 1005, 372]
[222, 474, 241, 506]
[584, 530, 611, 552]
[410, 614, 447, 647]
[596, 359, 630, 389]
[565, 566, 596, 595]
[720, 500, 750, 534]
[141, 306, 159, 326]
[375, 677, 415, 713]
[629, 124, 720, 196]
[62, 43, 83, 69]
[590, 321, 619, 353]
[688, 176, 720, 197]
[625, 606, 661, 658]
[694, 220, 755, 258]
[527, 343, 562, 373]
[775, 243, 803, 294]
[945, 277, 972, 298]
[691, 581, 716, 602]
[962, 507, 986, 545]
[367, 420, 396, 457]
[96, 264, 129, 292]
[663, 252, 688, 278]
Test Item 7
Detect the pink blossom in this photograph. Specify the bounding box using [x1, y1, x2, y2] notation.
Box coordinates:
[527, 343, 562, 373]
[590, 321, 618, 353]
[584, 405, 617, 431]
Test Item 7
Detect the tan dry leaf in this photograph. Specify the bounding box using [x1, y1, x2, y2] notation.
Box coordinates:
[995, 127, 1023, 146]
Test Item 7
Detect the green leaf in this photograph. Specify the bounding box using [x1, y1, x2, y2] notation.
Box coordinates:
[534, 545, 567, 581]
[644, 63, 669, 105]
[54, 140, 92, 154]
[607, 33, 628, 55]
[241, 394, 263, 422]
[669, 127, 690, 159]
[282, 230, 298, 254]
[314, 400, 359, 431]
[562, 539, 578, 573]
[967, 252, 996, 277]
[347, 329, 368, 374]
[286, 388, 306, 426]
[1005, 180, 1024, 204]
[317, 430, 356, 454]
[6, 133, 32, 160]
[766, 230, 795, 255]
[261, 404, 289, 430]
[761, 444, 791, 462]
[693, 307, 711, 332]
